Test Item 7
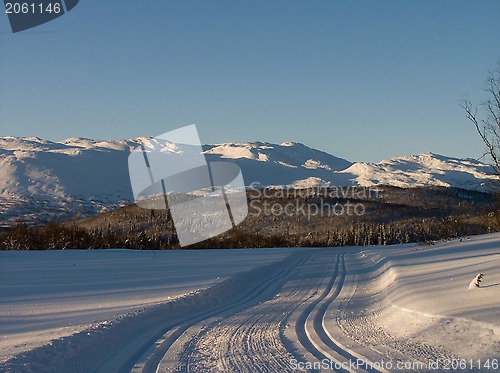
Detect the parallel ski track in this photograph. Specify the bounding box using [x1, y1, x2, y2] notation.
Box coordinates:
[310, 254, 380, 373]
[2, 250, 388, 373]
[285, 253, 383, 373]
[152, 251, 382, 373]
[166, 254, 319, 373]
[132, 252, 313, 373]
[0, 252, 310, 373]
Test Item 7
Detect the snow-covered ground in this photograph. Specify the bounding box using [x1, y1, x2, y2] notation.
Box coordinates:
[1, 233, 499, 372]
[0, 248, 296, 363]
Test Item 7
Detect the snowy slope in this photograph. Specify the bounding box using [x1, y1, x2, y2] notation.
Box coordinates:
[0, 137, 354, 224]
[0, 137, 139, 225]
[0, 136, 498, 225]
[203, 141, 353, 187]
[341, 152, 498, 191]
[1, 234, 499, 370]
[0, 247, 296, 362]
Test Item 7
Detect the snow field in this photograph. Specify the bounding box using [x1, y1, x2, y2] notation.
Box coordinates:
[0, 248, 296, 363]
[1, 233, 499, 372]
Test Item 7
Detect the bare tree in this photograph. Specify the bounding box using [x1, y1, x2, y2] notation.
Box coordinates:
[461, 61, 500, 176]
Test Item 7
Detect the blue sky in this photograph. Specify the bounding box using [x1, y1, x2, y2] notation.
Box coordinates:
[0, 0, 499, 162]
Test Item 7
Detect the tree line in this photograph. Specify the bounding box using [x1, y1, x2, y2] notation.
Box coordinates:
[1, 186, 498, 250]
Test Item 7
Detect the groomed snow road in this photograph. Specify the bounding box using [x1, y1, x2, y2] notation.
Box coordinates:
[2, 250, 387, 373]
[3, 234, 500, 373]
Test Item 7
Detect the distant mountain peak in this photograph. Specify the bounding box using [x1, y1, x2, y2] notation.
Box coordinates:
[0, 136, 498, 225]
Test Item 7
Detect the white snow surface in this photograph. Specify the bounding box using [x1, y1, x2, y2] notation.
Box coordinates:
[1, 233, 499, 372]
[0, 248, 296, 362]
[344, 152, 498, 191]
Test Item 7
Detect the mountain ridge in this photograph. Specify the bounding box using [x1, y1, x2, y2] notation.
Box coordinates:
[0, 136, 498, 225]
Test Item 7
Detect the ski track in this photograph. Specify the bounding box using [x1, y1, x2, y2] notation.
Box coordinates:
[2, 248, 474, 373]
[167, 255, 315, 373]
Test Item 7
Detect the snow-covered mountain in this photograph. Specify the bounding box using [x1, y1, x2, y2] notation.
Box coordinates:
[0, 136, 497, 225]
[341, 153, 498, 191]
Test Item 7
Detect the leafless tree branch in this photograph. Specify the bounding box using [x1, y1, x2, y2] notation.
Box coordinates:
[461, 61, 500, 177]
